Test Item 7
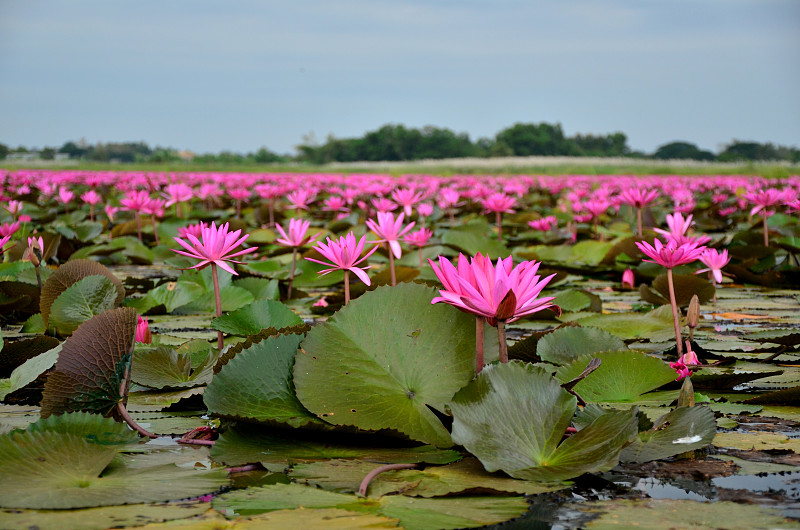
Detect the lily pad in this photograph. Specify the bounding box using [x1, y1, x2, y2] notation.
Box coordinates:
[205, 332, 320, 428]
[40, 259, 125, 328]
[449, 361, 638, 481]
[0, 429, 228, 509]
[39, 307, 138, 418]
[211, 299, 303, 336]
[294, 283, 476, 447]
[555, 351, 677, 402]
[551, 289, 602, 313]
[577, 499, 797, 530]
[26, 411, 139, 445]
[567, 305, 676, 342]
[211, 423, 460, 469]
[0, 343, 61, 401]
[48, 275, 121, 335]
[0, 502, 208, 530]
[0, 334, 59, 378]
[537, 326, 626, 365]
[619, 406, 716, 463]
[291, 457, 566, 497]
[639, 273, 715, 307]
[132, 346, 215, 390]
[441, 221, 510, 259]
[213, 483, 529, 530]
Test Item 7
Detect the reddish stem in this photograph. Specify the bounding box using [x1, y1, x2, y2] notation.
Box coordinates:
[667, 268, 684, 356]
[497, 319, 509, 363]
[762, 214, 769, 247]
[211, 263, 224, 350]
[118, 368, 156, 438]
[636, 207, 643, 237]
[344, 269, 350, 305]
[388, 244, 396, 286]
[495, 211, 502, 241]
[150, 216, 160, 245]
[358, 463, 417, 496]
[178, 438, 216, 446]
[288, 247, 297, 299]
[135, 212, 142, 242]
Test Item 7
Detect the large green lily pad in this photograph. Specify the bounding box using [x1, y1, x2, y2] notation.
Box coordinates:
[555, 350, 677, 402]
[48, 275, 121, 335]
[568, 305, 676, 342]
[131, 346, 215, 390]
[537, 326, 626, 365]
[294, 283, 476, 447]
[0, 429, 228, 509]
[449, 361, 639, 481]
[211, 423, 460, 469]
[0, 503, 208, 530]
[619, 406, 716, 463]
[205, 332, 320, 428]
[211, 298, 303, 336]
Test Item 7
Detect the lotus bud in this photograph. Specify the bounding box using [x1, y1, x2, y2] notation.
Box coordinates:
[135, 315, 152, 344]
[621, 268, 635, 289]
[687, 294, 700, 341]
[27, 236, 44, 267]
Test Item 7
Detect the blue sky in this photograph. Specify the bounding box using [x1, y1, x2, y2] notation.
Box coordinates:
[1, 1, 798, 155]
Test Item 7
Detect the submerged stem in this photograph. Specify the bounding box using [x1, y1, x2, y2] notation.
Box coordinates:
[666, 267, 684, 356]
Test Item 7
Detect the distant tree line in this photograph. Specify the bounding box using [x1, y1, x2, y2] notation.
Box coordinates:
[1, 123, 798, 164]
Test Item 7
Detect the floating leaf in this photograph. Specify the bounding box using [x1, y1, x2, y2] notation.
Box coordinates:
[639, 273, 715, 307]
[441, 220, 510, 259]
[0, 334, 59, 377]
[211, 299, 303, 336]
[740, 328, 800, 347]
[575, 499, 796, 530]
[39, 307, 138, 418]
[0, 503, 208, 530]
[213, 483, 529, 530]
[744, 386, 800, 405]
[713, 431, 800, 452]
[0, 343, 61, 401]
[291, 457, 566, 497]
[131, 346, 215, 390]
[537, 326, 626, 366]
[449, 361, 638, 482]
[205, 332, 320, 428]
[568, 305, 676, 342]
[40, 259, 125, 328]
[26, 411, 138, 445]
[555, 351, 677, 402]
[619, 406, 716, 463]
[0, 429, 227, 509]
[48, 275, 121, 335]
[294, 283, 476, 447]
[551, 289, 602, 313]
[233, 277, 279, 300]
[211, 423, 460, 468]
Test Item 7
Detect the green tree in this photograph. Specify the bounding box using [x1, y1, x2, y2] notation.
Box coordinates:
[495, 122, 571, 156]
[653, 141, 715, 161]
[0, 143, 8, 160]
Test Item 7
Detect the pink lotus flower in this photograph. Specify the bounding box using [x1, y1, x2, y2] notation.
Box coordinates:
[696, 248, 730, 284]
[177, 221, 207, 240]
[305, 232, 379, 286]
[429, 253, 559, 326]
[635, 238, 706, 269]
[670, 346, 700, 380]
[744, 188, 793, 217]
[172, 221, 258, 275]
[58, 187, 75, 205]
[0, 234, 14, 254]
[417, 202, 434, 218]
[136, 315, 152, 344]
[104, 204, 120, 222]
[391, 187, 426, 216]
[404, 227, 433, 248]
[528, 216, 557, 232]
[619, 188, 659, 208]
[366, 211, 416, 259]
[275, 218, 321, 248]
[5, 200, 23, 216]
[481, 193, 516, 214]
[0, 221, 20, 238]
[312, 296, 329, 308]
[371, 197, 398, 213]
[81, 190, 102, 205]
[27, 235, 44, 257]
[120, 190, 152, 213]
[286, 189, 316, 210]
[164, 183, 194, 207]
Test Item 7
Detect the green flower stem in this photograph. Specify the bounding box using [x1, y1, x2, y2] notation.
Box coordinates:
[667, 267, 684, 356]
[211, 263, 224, 351]
[762, 214, 769, 247]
